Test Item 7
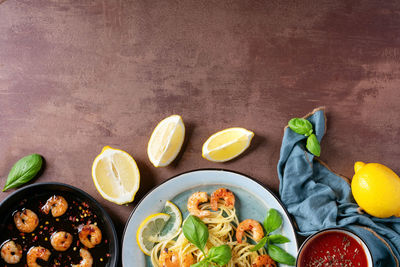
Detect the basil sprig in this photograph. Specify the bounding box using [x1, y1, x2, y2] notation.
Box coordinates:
[264, 208, 282, 233]
[205, 245, 232, 265]
[183, 215, 209, 255]
[268, 244, 296, 265]
[288, 118, 313, 136]
[288, 118, 321, 156]
[250, 209, 295, 266]
[3, 154, 43, 191]
[183, 215, 232, 266]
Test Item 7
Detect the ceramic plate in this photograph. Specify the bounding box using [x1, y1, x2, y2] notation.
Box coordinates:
[122, 169, 298, 266]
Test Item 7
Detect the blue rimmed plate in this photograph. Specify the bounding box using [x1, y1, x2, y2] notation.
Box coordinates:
[122, 169, 298, 266]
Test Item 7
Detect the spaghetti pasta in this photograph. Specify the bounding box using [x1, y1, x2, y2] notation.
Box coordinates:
[151, 194, 268, 267]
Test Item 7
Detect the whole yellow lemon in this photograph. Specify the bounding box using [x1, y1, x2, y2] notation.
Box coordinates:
[351, 161, 400, 218]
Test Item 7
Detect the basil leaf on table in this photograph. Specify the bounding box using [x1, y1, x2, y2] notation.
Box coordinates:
[306, 134, 321, 157]
[268, 244, 296, 266]
[263, 208, 282, 234]
[288, 118, 313, 136]
[250, 236, 268, 252]
[182, 215, 209, 254]
[3, 154, 43, 191]
[206, 244, 232, 265]
[268, 234, 290, 244]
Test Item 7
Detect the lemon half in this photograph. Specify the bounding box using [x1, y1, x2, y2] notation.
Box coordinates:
[147, 115, 185, 167]
[202, 127, 254, 162]
[92, 146, 140, 205]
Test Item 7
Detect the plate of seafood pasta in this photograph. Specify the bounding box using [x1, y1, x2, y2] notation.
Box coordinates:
[122, 169, 298, 267]
[0, 182, 118, 267]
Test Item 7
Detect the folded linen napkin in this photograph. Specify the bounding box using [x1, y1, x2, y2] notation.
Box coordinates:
[277, 108, 400, 266]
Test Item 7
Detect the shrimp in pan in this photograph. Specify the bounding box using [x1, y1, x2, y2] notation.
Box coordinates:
[50, 231, 73, 251]
[71, 248, 93, 267]
[78, 224, 102, 248]
[210, 188, 235, 211]
[26, 246, 51, 267]
[187, 192, 211, 218]
[13, 209, 39, 233]
[236, 219, 264, 243]
[1, 240, 22, 264]
[42, 195, 68, 217]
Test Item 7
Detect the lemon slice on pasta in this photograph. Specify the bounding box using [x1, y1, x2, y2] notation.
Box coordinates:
[155, 201, 182, 242]
[136, 213, 170, 255]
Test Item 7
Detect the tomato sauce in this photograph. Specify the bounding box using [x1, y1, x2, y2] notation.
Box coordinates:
[298, 231, 368, 267]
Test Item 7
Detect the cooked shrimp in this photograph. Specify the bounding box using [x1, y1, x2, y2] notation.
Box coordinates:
[78, 224, 102, 248]
[1, 240, 22, 264]
[41, 195, 68, 217]
[71, 248, 93, 267]
[187, 192, 211, 218]
[50, 231, 73, 251]
[252, 254, 276, 267]
[159, 248, 179, 267]
[236, 219, 264, 243]
[26, 246, 51, 267]
[182, 253, 195, 267]
[210, 188, 235, 211]
[13, 209, 39, 233]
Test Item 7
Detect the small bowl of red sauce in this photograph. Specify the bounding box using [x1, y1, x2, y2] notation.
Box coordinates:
[296, 228, 373, 267]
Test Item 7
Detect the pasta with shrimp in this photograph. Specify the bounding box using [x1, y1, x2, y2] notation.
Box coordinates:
[151, 188, 275, 267]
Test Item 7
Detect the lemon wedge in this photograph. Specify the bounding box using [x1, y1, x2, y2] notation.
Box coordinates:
[147, 115, 185, 167]
[136, 213, 170, 255]
[202, 127, 254, 162]
[92, 146, 140, 205]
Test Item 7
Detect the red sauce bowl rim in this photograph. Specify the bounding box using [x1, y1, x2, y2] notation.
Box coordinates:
[296, 227, 374, 267]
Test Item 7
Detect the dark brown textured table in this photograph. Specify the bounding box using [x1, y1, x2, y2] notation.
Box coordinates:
[1, 0, 400, 263]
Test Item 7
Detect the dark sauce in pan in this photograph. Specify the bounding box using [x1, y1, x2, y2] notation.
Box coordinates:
[0, 193, 111, 266]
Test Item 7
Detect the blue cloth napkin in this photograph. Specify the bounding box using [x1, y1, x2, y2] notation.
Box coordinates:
[277, 108, 400, 266]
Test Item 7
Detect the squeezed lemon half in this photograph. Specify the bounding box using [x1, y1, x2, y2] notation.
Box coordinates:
[92, 146, 140, 205]
[202, 127, 254, 162]
[147, 115, 185, 167]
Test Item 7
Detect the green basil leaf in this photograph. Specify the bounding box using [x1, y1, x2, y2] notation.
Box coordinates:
[3, 154, 43, 191]
[191, 260, 209, 267]
[306, 134, 321, 157]
[250, 236, 268, 251]
[288, 118, 313, 136]
[263, 209, 282, 234]
[268, 244, 296, 266]
[268, 234, 290, 244]
[207, 244, 232, 265]
[183, 215, 209, 254]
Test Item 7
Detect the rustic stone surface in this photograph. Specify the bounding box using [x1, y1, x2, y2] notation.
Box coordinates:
[1, 0, 400, 257]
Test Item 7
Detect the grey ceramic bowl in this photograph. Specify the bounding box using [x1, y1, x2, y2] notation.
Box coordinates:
[0, 182, 118, 267]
